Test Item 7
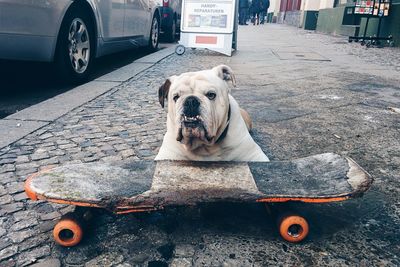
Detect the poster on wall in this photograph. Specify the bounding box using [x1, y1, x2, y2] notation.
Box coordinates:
[181, 0, 236, 33]
[354, 0, 391, 16]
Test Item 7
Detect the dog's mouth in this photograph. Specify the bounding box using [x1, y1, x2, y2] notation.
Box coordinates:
[182, 115, 201, 126]
[176, 114, 213, 144]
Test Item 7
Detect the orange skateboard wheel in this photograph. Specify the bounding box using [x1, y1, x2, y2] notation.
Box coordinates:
[53, 217, 83, 247]
[279, 215, 309, 243]
[24, 175, 38, 201]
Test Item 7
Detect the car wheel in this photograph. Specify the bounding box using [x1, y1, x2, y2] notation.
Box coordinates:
[56, 7, 94, 84]
[165, 18, 176, 43]
[148, 15, 160, 52]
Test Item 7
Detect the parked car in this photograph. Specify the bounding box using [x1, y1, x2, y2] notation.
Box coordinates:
[158, 0, 182, 42]
[0, 0, 161, 83]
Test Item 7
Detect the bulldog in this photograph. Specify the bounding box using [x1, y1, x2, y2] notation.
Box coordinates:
[155, 65, 269, 162]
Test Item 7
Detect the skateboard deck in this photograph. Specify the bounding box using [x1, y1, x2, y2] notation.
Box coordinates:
[26, 153, 372, 213]
[25, 153, 372, 245]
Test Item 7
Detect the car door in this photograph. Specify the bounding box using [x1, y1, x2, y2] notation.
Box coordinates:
[95, 0, 125, 40]
[124, 0, 150, 37]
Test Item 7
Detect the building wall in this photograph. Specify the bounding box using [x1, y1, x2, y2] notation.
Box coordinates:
[280, 0, 302, 12]
[316, 6, 348, 35]
[270, 0, 278, 12]
[303, 0, 320, 10]
[278, 0, 302, 25]
[273, 0, 282, 14]
[319, 0, 334, 9]
[299, 0, 319, 29]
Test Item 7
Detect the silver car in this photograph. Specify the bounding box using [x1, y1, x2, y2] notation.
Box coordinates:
[0, 0, 161, 83]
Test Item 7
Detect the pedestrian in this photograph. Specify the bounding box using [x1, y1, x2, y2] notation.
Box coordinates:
[239, 0, 249, 25]
[260, 0, 270, 24]
[250, 0, 263, 25]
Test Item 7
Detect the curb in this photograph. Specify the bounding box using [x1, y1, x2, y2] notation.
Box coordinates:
[0, 45, 176, 151]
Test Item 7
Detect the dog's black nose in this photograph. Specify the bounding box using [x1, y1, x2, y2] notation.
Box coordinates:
[183, 96, 200, 116]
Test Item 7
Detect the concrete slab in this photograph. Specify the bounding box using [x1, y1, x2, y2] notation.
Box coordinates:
[95, 63, 153, 82]
[0, 119, 48, 149]
[134, 45, 176, 63]
[7, 81, 119, 122]
[273, 51, 331, 61]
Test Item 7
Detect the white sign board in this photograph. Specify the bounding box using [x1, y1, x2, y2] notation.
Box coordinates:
[181, 0, 236, 34]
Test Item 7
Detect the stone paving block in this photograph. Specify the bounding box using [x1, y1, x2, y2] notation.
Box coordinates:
[58, 143, 77, 149]
[15, 156, 30, 164]
[0, 202, 23, 215]
[16, 245, 51, 266]
[38, 157, 60, 166]
[15, 162, 40, 170]
[0, 195, 13, 205]
[0, 245, 18, 262]
[85, 252, 124, 267]
[0, 164, 16, 174]
[6, 182, 25, 194]
[170, 258, 192, 267]
[0, 158, 16, 165]
[18, 234, 50, 253]
[38, 220, 57, 234]
[0, 227, 6, 237]
[8, 229, 36, 243]
[13, 210, 36, 222]
[30, 258, 61, 267]
[0, 173, 18, 186]
[39, 211, 61, 221]
[13, 192, 28, 202]
[0, 235, 12, 250]
[31, 153, 50, 161]
[0, 258, 16, 267]
[10, 217, 38, 232]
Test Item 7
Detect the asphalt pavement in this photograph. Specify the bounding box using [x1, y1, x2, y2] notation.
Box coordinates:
[0, 24, 400, 266]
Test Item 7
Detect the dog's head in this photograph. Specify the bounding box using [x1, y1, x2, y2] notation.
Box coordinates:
[158, 65, 236, 151]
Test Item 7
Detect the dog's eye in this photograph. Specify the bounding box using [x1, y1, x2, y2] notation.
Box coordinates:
[206, 92, 216, 100]
[173, 95, 180, 102]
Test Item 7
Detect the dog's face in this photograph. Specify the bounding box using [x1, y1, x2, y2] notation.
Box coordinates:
[159, 65, 236, 151]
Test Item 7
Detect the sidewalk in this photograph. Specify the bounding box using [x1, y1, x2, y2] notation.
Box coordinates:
[1, 24, 400, 266]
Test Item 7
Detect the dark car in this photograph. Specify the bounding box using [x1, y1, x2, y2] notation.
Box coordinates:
[158, 0, 182, 42]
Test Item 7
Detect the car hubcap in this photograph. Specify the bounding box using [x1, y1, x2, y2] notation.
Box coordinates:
[151, 18, 159, 48]
[68, 18, 90, 74]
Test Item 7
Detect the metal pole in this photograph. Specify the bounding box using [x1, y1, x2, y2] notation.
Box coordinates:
[362, 16, 370, 40]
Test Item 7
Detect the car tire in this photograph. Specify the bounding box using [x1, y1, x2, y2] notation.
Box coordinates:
[55, 7, 95, 84]
[165, 18, 176, 43]
[148, 15, 160, 52]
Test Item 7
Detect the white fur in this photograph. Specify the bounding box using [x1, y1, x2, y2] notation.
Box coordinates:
[155, 65, 269, 162]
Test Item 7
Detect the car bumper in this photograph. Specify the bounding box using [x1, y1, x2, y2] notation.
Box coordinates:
[0, 33, 56, 62]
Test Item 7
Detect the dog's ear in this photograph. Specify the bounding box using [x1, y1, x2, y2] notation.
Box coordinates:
[158, 78, 172, 108]
[212, 65, 236, 87]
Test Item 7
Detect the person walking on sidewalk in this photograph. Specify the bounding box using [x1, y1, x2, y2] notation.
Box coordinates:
[250, 0, 263, 25]
[260, 0, 270, 24]
[239, 0, 250, 25]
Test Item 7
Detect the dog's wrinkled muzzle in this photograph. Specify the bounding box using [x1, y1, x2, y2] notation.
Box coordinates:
[176, 95, 214, 147]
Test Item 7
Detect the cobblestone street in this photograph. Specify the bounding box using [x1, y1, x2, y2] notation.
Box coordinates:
[1, 24, 400, 266]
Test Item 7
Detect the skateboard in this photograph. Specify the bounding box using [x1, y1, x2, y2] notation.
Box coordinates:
[24, 153, 372, 246]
